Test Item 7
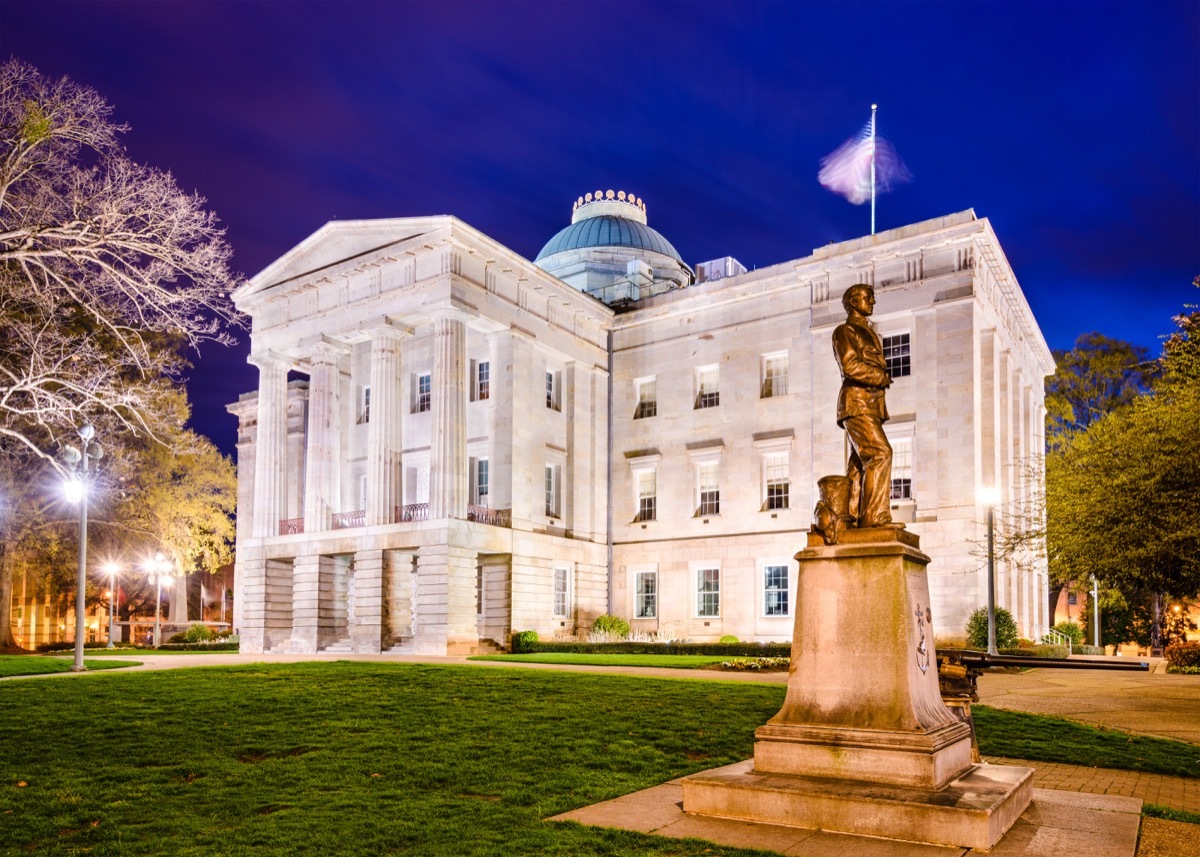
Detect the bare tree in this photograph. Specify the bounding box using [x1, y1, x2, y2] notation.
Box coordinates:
[0, 60, 242, 649]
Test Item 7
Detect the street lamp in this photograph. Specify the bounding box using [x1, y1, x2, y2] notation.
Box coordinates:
[63, 423, 103, 673]
[1091, 575, 1101, 649]
[143, 553, 173, 647]
[103, 562, 120, 648]
[980, 486, 1000, 656]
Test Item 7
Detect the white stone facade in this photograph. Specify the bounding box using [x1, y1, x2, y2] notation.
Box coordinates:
[229, 207, 1052, 654]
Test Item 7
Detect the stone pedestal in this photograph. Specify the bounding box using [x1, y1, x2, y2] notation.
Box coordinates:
[681, 527, 1033, 849]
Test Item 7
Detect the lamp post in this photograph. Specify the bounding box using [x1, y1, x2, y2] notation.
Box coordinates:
[103, 562, 119, 648]
[1091, 575, 1101, 649]
[980, 487, 1000, 656]
[144, 553, 173, 648]
[63, 423, 103, 673]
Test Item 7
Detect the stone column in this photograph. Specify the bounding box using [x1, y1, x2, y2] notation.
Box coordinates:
[249, 354, 288, 538]
[237, 557, 267, 652]
[429, 311, 468, 520]
[412, 543, 479, 655]
[351, 549, 385, 653]
[366, 326, 407, 525]
[303, 341, 347, 533]
[290, 554, 325, 653]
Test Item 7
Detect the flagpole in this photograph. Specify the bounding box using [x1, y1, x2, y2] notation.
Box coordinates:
[870, 103, 877, 235]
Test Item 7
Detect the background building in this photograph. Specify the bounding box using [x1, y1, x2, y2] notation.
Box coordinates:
[229, 195, 1052, 654]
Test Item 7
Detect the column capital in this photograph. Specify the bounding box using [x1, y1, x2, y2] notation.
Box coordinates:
[427, 304, 474, 326]
[298, 334, 351, 365]
[247, 350, 295, 373]
[363, 316, 415, 341]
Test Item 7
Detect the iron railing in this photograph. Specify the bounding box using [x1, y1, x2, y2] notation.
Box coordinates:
[332, 509, 366, 530]
[279, 517, 304, 535]
[397, 503, 429, 522]
[467, 505, 511, 527]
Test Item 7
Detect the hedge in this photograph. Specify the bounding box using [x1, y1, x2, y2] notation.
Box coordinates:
[509, 636, 792, 657]
[1164, 641, 1200, 674]
[35, 641, 140, 653]
[998, 644, 1071, 659]
[155, 641, 240, 652]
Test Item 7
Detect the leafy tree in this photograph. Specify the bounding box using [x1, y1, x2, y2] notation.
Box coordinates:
[965, 606, 1019, 649]
[0, 60, 241, 650]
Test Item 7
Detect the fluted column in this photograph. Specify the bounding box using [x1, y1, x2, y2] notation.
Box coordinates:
[366, 326, 407, 525]
[304, 341, 346, 532]
[429, 311, 468, 519]
[249, 354, 288, 538]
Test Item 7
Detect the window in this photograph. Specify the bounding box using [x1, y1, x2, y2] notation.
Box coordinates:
[695, 365, 719, 409]
[696, 567, 720, 617]
[553, 567, 570, 618]
[763, 565, 789, 616]
[762, 353, 788, 398]
[359, 385, 371, 424]
[883, 334, 911, 379]
[698, 462, 720, 516]
[764, 452, 789, 510]
[546, 370, 561, 411]
[634, 570, 657, 619]
[1067, 592, 1078, 606]
[471, 458, 489, 506]
[890, 436, 913, 500]
[545, 464, 561, 517]
[634, 377, 657, 419]
[635, 469, 656, 522]
[414, 372, 431, 413]
[472, 360, 490, 402]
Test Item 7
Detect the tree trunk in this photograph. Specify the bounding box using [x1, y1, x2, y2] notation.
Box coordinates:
[1047, 583, 1064, 628]
[0, 543, 22, 652]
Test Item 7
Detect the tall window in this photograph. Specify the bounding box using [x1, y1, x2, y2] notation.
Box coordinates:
[553, 567, 569, 618]
[698, 462, 720, 516]
[472, 458, 489, 506]
[696, 567, 720, 617]
[883, 334, 911, 379]
[765, 453, 789, 510]
[635, 470, 657, 522]
[695, 365, 719, 409]
[545, 464, 560, 517]
[414, 372, 432, 413]
[359, 385, 371, 424]
[762, 353, 788, 398]
[635, 570, 657, 619]
[763, 565, 789, 616]
[634, 377, 657, 419]
[890, 436, 913, 500]
[472, 360, 490, 402]
[546, 370, 561, 411]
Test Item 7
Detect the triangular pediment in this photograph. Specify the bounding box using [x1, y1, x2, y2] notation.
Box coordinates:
[234, 216, 453, 303]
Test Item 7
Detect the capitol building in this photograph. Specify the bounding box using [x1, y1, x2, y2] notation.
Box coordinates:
[228, 193, 1053, 655]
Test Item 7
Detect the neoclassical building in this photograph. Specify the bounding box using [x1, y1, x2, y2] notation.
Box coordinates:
[229, 194, 1052, 654]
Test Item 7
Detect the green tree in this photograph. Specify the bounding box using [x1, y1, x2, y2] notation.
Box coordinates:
[965, 606, 1019, 650]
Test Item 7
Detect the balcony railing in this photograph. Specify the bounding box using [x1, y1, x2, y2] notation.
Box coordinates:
[332, 509, 366, 530]
[279, 517, 304, 536]
[467, 505, 512, 528]
[397, 503, 429, 523]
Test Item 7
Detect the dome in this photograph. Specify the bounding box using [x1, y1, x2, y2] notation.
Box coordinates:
[534, 215, 684, 263]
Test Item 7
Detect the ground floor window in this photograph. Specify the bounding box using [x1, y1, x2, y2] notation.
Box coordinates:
[553, 567, 570, 618]
[635, 570, 657, 619]
[696, 567, 720, 617]
[763, 564, 789, 616]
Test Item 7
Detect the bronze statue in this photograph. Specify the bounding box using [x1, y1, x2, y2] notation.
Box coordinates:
[832, 283, 898, 530]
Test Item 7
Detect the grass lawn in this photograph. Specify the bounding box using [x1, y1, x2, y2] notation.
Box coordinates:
[469, 652, 738, 669]
[0, 655, 142, 677]
[2, 662, 1195, 855]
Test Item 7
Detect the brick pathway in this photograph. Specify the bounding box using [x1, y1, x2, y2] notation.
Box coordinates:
[986, 756, 1200, 814]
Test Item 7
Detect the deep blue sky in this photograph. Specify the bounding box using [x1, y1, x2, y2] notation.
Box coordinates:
[5, 1, 1198, 458]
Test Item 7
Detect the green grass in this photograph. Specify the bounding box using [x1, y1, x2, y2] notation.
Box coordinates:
[2, 662, 1196, 855]
[0, 655, 142, 677]
[973, 705, 1200, 778]
[1143, 804, 1200, 825]
[469, 652, 736, 669]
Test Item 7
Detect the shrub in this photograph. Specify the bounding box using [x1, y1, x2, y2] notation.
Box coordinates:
[507, 640, 792, 657]
[719, 657, 788, 671]
[719, 635, 740, 643]
[155, 640, 239, 652]
[965, 607, 1019, 650]
[510, 630, 539, 653]
[591, 614, 630, 638]
[998, 644, 1070, 659]
[1052, 621, 1085, 647]
[1164, 641, 1200, 674]
[1075, 645, 1105, 656]
[183, 623, 215, 643]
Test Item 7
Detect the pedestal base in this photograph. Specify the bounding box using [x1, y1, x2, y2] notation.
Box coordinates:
[681, 759, 1034, 850]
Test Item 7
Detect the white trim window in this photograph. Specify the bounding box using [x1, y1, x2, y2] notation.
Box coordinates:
[553, 566, 570, 618]
[359, 385, 371, 424]
[470, 457, 489, 506]
[634, 569, 657, 619]
[761, 352, 788, 398]
[883, 333, 911, 379]
[635, 469, 656, 522]
[546, 369, 561, 411]
[695, 365, 719, 409]
[764, 452, 789, 510]
[634, 376, 657, 419]
[697, 461, 720, 516]
[763, 563, 790, 617]
[696, 567, 720, 617]
[545, 463, 561, 518]
[890, 435, 913, 500]
[472, 360, 490, 402]
[413, 372, 432, 413]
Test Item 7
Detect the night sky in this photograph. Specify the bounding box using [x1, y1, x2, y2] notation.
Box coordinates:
[5, 1, 1198, 458]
